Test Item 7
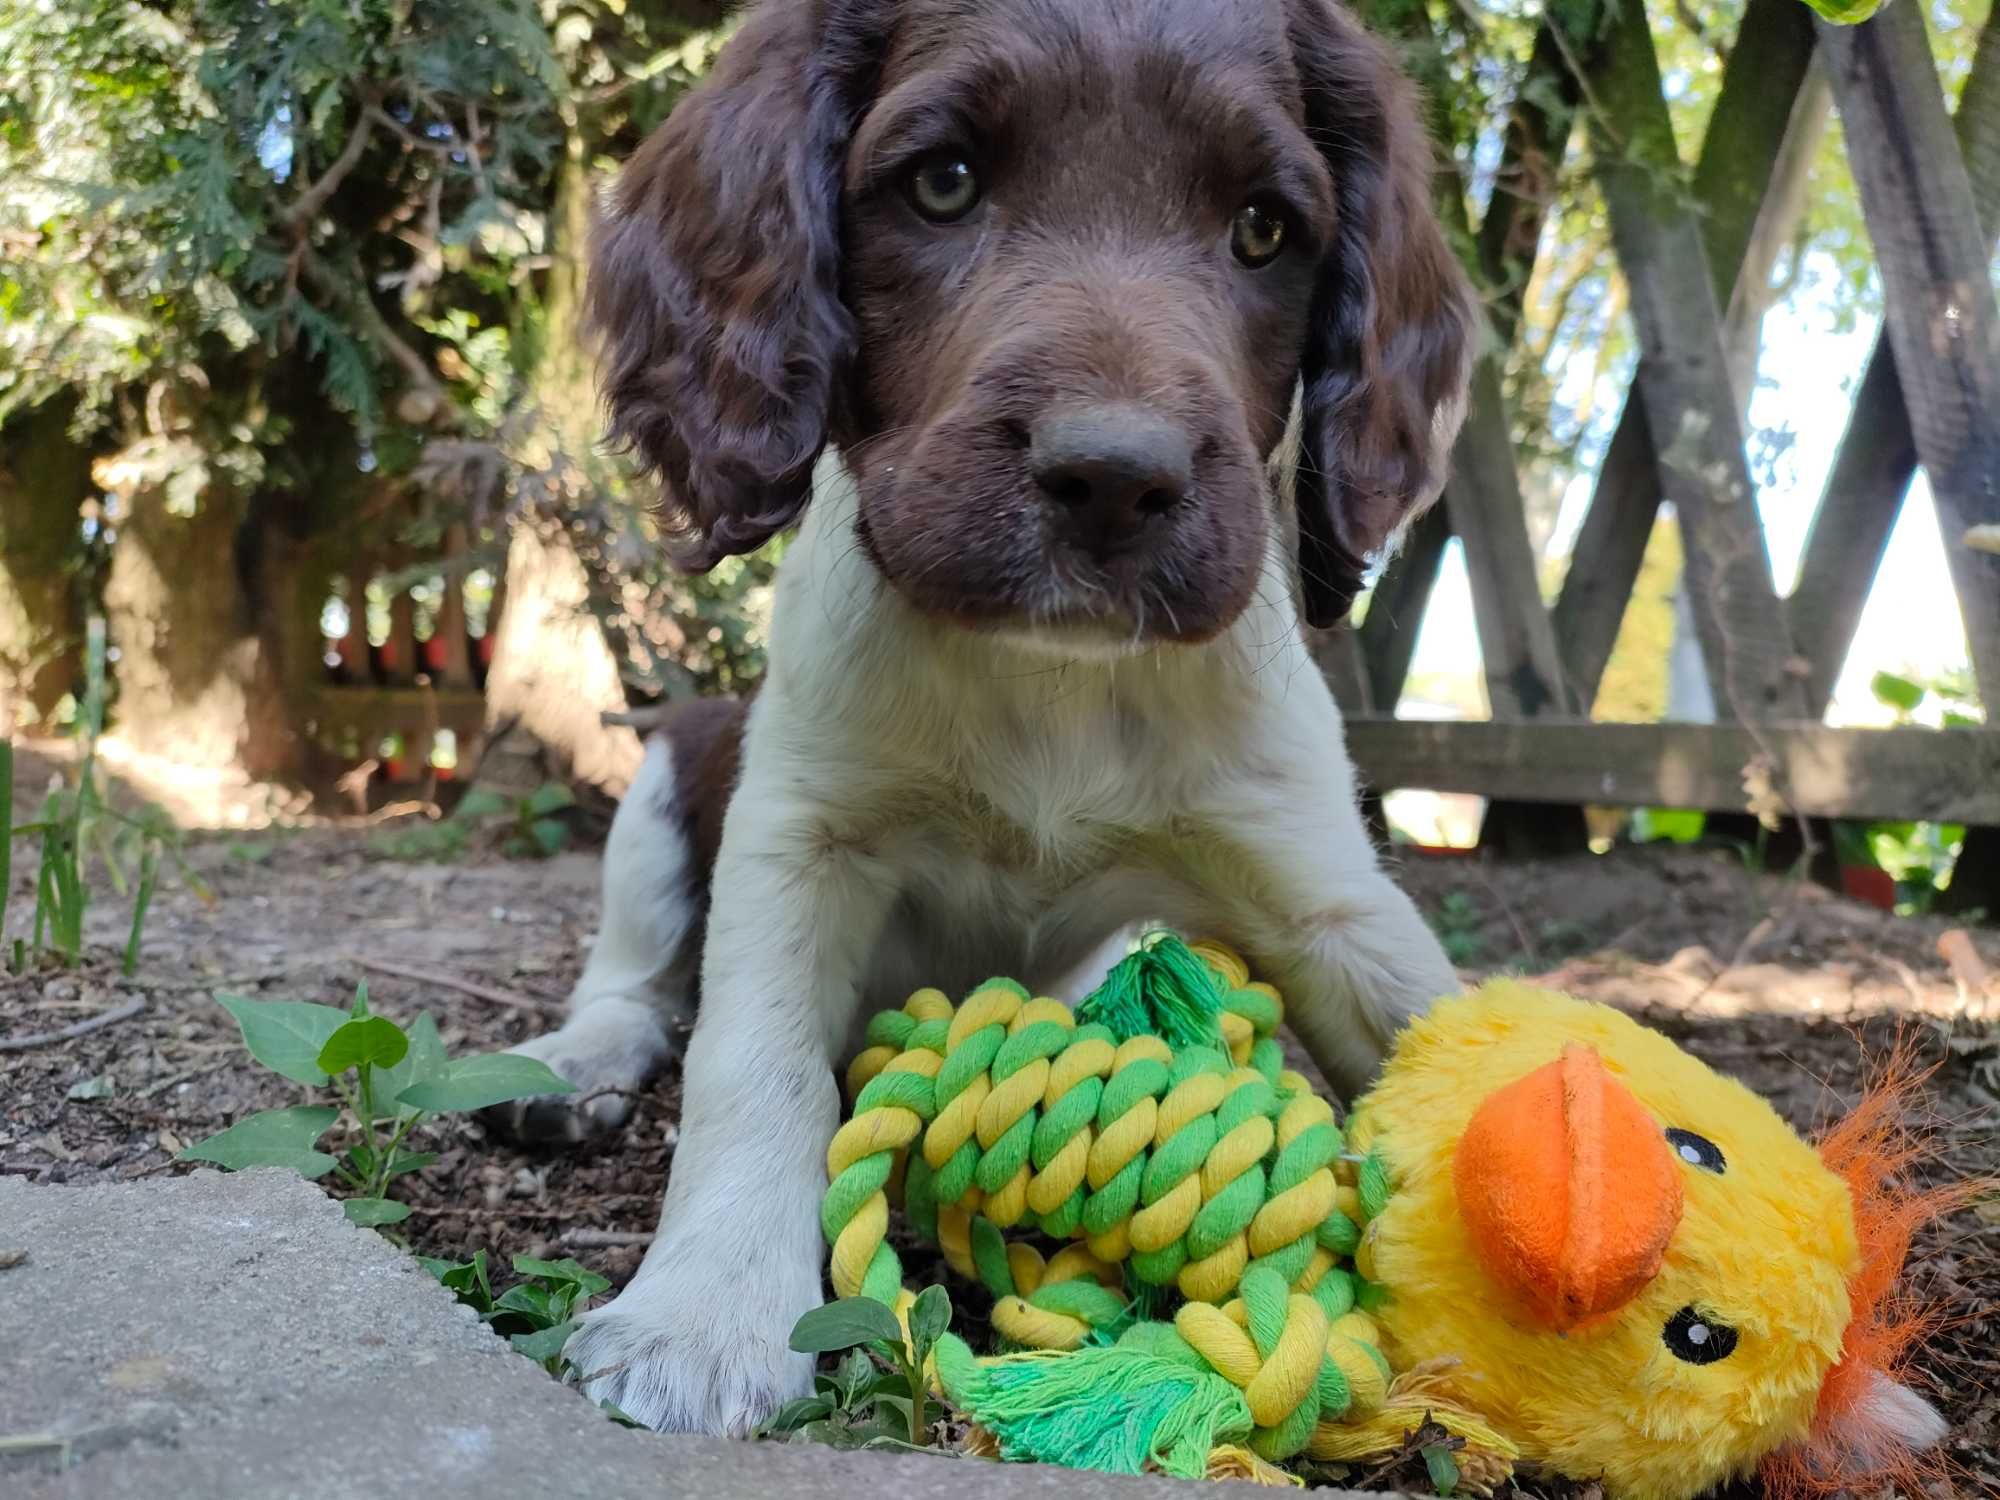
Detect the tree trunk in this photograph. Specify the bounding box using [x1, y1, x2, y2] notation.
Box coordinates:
[478, 127, 644, 799]
[100, 484, 297, 777]
[482, 517, 643, 798]
[0, 401, 93, 731]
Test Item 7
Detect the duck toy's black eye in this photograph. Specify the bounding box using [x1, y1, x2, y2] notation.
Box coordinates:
[1663, 1306, 1738, 1365]
[1666, 1128, 1726, 1174]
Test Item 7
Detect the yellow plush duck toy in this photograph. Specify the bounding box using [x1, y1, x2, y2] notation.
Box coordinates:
[1349, 981, 1965, 1500]
[926, 959, 1972, 1500]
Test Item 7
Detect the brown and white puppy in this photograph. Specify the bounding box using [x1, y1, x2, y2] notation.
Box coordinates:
[492, 0, 1477, 1437]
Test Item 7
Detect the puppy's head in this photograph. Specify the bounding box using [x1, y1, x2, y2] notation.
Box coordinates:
[593, 0, 1476, 646]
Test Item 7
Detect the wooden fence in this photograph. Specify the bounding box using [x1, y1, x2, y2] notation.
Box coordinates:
[307, 523, 496, 789]
[1310, 0, 1999, 910]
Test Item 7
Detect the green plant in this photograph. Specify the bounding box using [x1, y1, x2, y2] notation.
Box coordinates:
[457, 780, 577, 858]
[180, 980, 573, 1226]
[770, 1289, 955, 1451]
[367, 780, 577, 862]
[1824, 672, 1980, 910]
[1628, 807, 1706, 845]
[1429, 890, 1486, 967]
[3, 620, 209, 974]
[421, 1249, 610, 1375]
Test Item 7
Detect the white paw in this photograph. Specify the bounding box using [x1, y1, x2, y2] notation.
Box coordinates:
[563, 1246, 818, 1434]
[482, 999, 672, 1144]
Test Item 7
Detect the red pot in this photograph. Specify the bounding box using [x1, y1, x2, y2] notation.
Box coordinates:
[1839, 865, 1896, 911]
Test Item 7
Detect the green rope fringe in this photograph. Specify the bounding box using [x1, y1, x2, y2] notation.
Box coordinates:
[1075, 931, 1225, 1048]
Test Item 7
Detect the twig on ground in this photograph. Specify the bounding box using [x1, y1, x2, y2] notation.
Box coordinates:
[137, 1060, 233, 1099]
[562, 1228, 654, 1249]
[346, 955, 556, 1013]
[0, 999, 146, 1053]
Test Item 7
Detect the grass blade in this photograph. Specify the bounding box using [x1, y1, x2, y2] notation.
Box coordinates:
[123, 838, 159, 977]
[1, 738, 12, 949]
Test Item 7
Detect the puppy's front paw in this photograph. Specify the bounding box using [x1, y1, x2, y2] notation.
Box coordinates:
[564, 1257, 816, 1434]
[482, 998, 672, 1145]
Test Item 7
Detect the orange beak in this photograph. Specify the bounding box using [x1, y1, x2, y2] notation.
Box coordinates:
[1452, 1043, 1684, 1331]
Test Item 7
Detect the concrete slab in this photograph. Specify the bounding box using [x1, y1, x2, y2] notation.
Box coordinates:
[0, 1170, 1359, 1499]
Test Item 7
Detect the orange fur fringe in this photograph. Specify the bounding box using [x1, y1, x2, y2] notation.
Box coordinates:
[1760, 1035, 1991, 1500]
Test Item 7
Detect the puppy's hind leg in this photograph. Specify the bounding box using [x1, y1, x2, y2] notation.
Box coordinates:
[487, 734, 700, 1144]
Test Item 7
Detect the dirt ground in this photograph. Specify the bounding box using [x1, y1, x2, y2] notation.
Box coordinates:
[3, 742, 1996, 1498]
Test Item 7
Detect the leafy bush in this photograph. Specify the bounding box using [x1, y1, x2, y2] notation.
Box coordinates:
[420, 1249, 609, 1375]
[367, 780, 576, 862]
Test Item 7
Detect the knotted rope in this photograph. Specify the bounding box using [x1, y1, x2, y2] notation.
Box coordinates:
[820, 936, 1432, 1472]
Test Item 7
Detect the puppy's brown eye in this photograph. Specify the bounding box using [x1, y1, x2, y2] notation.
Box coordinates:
[906, 153, 980, 222]
[1230, 202, 1287, 267]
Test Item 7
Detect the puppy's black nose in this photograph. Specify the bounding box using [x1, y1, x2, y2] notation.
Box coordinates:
[1030, 404, 1192, 554]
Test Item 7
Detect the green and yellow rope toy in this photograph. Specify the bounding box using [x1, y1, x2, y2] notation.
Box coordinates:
[820, 933, 1517, 1488]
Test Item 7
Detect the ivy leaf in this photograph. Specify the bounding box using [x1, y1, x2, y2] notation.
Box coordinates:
[1423, 1442, 1461, 1497]
[374, 1013, 447, 1116]
[396, 1052, 574, 1113]
[316, 1015, 409, 1076]
[762, 1396, 834, 1435]
[788, 1298, 903, 1354]
[215, 995, 351, 1085]
[907, 1284, 951, 1367]
[512, 1255, 611, 1296]
[508, 1320, 577, 1362]
[1870, 670, 1925, 714]
[179, 1106, 340, 1177]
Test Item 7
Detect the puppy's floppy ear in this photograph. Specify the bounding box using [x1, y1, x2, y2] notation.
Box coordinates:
[589, 2, 882, 570]
[1287, 1, 1479, 627]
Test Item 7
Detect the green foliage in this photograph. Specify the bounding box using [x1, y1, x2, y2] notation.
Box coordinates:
[3, 618, 209, 973]
[183, 981, 572, 1223]
[1429, 891, 1487, 967]
[421, 1249, 611, 1376]
[1423, 1440, 1462, 1497]
[368, 779, 575, 862]
[773, 1291, 956, 1450]
[1821, 669, 1980, 909]
[1629, 808, 1707, 845]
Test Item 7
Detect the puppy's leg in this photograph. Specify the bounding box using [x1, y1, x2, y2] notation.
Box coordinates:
[487, 736, 694, 1143]
[565, 802, 896, 1434]
[1196, 767, 1457, 1100]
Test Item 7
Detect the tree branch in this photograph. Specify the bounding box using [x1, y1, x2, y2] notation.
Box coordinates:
[284, 95, 379, 231]
[297, 248, 452, 420]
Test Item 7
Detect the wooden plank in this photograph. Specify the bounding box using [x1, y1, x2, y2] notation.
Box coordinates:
[1550, 400, 1659, 703]
[1476, 20, 1581, 347]
[1570, 0, 1808, 722]
[1355, 0, 1579, 723]
[387, 576, 420, 688]
[1551, 0, 1819, 708]
[1401, 10, 1575, 724]
[434, 523, 476, 688]
[1815, 7, 2000, 706]
[1308, 625, 1372, 717]
[1358, 504, 1447, 711]
[308, 686, 487, 747]
[339, 564, 370, 683]
[1442, 362, 1575, 717]
[1791, 7, 2000, 714]
[1343, 717, 2000, 824]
